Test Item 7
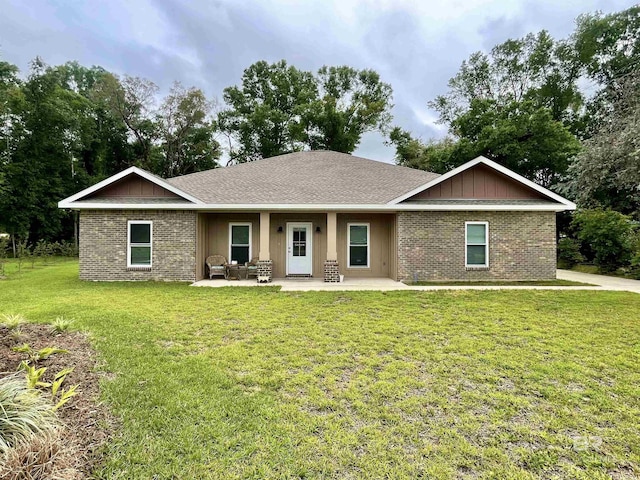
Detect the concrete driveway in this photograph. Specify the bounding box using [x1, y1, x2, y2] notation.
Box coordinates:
[557, 269, 640, 294]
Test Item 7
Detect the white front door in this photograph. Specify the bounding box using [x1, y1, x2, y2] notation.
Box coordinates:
[286, 222, 313, 275]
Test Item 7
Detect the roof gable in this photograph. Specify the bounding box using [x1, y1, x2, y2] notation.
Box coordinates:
[86, 173, 183, 199]
[390, 156, 575, 209]
[58, 166, 202, 208]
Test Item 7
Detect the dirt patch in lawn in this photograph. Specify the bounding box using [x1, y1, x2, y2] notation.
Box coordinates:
[0, 324, 116, 477]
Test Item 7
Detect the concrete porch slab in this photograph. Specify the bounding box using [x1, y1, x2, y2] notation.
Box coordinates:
[191, 277, 412, 291]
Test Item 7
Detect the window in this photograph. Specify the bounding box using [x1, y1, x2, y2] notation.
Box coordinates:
[465, 222, 488, 267]
[229, 223, 251, 264]
[292, 227, 306, 256]
[348, 223, 369, 268]
[127, 221, 152, 267]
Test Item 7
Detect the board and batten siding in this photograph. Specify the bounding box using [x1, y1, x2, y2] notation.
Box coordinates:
[408, 164, 547, 200]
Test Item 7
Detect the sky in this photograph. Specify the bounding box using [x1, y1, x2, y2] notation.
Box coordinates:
[0, 0, 634, 163]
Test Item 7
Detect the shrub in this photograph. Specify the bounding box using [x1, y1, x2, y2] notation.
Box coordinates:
[0, 430, 79, 480]
[1, 313, 26, 330]
[12, 345, 69, 365]
[557, 238, 584, 269]
[0, 374, 58, 453]
[572, 209, 635, 272]
[49, 317, 74, 335]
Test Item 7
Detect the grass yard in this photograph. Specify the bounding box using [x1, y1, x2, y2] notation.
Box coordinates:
[1, 261, 639, 479]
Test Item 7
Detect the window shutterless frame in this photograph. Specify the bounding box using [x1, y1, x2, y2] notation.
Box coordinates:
[228, 223, 252, 264]
[347, 223, 370, 268]
[465, 221, 489, 268]
[127, 220, 153, 268]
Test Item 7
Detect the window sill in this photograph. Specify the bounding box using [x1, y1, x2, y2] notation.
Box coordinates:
[466, 266, 489, 271]
[127, 266, 152, 271]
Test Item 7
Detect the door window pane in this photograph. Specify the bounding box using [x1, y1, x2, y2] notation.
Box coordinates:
[292, 227, 307, 257]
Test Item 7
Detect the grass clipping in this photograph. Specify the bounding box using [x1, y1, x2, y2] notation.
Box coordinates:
[0, 374, 81, 480]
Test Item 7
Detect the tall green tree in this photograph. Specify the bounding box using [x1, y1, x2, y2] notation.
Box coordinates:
[91, 73, 161, 170]
[430, 31, 583, 129]
[157, 82, 221, 177]
[218, 60, 394, 161]
[301, 66, 393, 152]
[218, 60, 317, 162]
[562, 71, 640, 216]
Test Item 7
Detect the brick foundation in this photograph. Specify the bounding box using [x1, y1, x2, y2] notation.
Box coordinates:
[397, 211, 556, 281]
[79, 210, 196, 281]
[324, 260, 340, 282]
[256, 260, 273, 283]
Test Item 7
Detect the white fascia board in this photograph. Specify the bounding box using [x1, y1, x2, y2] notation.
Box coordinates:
[388, 156, 576, 209]
[57, 166, 203, 207]
[58, 202, 572, 212]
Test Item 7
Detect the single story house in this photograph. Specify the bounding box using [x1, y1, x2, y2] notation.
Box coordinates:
[58, 151, 575, 283]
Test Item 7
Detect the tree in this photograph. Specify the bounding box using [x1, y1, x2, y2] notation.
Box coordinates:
[574, 7, 640, 87]
[388, 127, 459, 173]
[157, 82, 221, 177]
[218, 60, 317, 162]
[218, 60, 394, 162]
[301, 66, 393, 152]
[572, 209, 635, 271]
[562, 71, 640, 215]
[91, 73, 160, 169]
[390, 100, 580, 187]
[430, 31, 583, 129]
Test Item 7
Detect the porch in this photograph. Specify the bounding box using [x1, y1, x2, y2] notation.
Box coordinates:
[195, 212, 397, 282]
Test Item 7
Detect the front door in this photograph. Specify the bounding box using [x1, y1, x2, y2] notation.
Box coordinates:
[286, 222, 313, 275]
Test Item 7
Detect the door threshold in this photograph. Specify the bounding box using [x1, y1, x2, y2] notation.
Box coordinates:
[285, 274, 313, 279]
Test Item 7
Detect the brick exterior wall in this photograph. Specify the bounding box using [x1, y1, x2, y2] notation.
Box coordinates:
[397, 211, 556, 281]
[79, 210, 197, 281]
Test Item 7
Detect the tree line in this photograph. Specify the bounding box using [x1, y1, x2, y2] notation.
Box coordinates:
[0, 5, 639, 273]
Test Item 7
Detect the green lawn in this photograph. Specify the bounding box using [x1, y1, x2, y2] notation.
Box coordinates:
[409, 279, 594, 286]
[1, 261, 639, 479]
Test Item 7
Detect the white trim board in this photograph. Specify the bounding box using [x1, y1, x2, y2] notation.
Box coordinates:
[57, 202, 572, 212]
[387, 156, 576, 209]
[58, 166, 203, 207]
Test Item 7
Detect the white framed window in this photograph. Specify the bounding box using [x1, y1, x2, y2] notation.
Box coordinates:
[347, 223, 370, 268]
[229, 223, 252, 265]
[465, 221, 489, 268]
[127, 220, 152, 267]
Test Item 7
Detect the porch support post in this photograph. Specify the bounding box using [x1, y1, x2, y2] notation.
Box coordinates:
[324, 212, 340, 282]
[257, 212, 272, 283]
[259, 212, 270, 261]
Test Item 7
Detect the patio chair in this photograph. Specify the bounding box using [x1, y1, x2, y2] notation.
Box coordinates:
[246, 257, 259, 279]
[206, 255, 227, 279]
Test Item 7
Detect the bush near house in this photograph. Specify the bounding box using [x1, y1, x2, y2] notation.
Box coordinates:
[561, 208, 639, 276]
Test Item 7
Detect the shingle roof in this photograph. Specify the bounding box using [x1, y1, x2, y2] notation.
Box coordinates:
[165, 151, 440, 205]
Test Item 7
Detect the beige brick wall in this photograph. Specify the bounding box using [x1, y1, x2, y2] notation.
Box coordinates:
[397, 211, 556, 281]
[79, 210, 197, 282]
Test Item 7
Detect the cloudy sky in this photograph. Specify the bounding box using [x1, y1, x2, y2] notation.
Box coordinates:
[0, 0, 634, 162]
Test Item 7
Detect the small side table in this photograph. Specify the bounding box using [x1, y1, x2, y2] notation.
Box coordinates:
[225, 264, 248, 280]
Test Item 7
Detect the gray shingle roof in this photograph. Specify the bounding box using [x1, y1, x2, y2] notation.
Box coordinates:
[165, 151, 440, 205]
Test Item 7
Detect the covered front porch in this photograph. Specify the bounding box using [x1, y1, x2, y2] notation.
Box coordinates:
[195, 212, 397, 282]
